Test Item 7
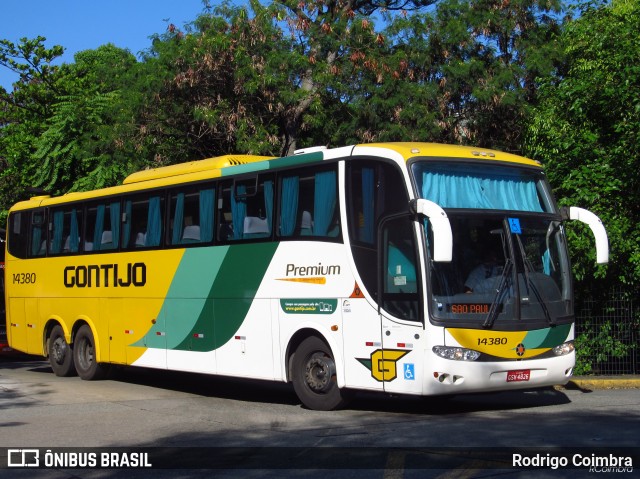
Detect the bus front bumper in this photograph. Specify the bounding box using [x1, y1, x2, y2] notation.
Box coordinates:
[423, 352, 575, 395]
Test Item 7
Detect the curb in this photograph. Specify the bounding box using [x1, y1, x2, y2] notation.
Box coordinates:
[562, 376, 640, 390]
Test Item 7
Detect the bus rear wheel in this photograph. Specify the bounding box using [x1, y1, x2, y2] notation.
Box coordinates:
[292, 336, 351, 411]
[48, 325, 76, 377]
[73, 325, 109, 380]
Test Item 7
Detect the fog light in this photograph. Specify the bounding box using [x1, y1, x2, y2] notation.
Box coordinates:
[552, 341, 575, 356]
[433, 346, 480, 361]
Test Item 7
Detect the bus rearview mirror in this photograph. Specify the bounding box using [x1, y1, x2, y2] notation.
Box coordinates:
[411, 199, 453, 263]
[563, 206, 609, 264]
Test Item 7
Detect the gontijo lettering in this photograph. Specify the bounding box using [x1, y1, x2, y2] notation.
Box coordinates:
[63, 262, 146, 288]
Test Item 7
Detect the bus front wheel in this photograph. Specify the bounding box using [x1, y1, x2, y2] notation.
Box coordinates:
[73, 325, 109, 380]
[292, 336, 351, 411]
[48, 325, 76, 377]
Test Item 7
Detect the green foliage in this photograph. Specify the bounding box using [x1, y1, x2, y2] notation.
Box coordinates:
[525, 0, 640, 293]
[574, 316, 636, 375]
[0, 40, 142, 211]
[339, 0, 564, 150]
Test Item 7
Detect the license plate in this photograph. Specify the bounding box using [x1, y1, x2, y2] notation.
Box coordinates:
[506, 369, 530, 382]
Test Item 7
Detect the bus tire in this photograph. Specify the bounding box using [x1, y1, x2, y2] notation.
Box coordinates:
[48, 324, 77, 377]
[292, 336, 351, 411]
[73, 324, 109, 380]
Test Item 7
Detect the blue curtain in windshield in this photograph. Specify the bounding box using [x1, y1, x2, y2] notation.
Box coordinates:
[199, 189, 214, 242]
[421, 168, 543, 212]
[280, 176, 298, 236]
[313, 171, 336, 236]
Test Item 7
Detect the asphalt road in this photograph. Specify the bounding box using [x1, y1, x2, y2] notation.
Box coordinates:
[0, 354, 638, 478]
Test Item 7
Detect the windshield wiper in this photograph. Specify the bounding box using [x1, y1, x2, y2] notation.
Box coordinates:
[515, 235, 555, 326]
[482, 259, 513, 329]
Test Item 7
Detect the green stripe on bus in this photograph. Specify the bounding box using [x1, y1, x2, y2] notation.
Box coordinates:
[522, 323, 571, 349]
[171, 242, 278, 352]
[220, 152, 325, 177]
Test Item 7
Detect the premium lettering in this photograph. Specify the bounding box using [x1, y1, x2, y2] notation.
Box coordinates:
[64, 263, 146, 288]
[285, 262, 340, 277]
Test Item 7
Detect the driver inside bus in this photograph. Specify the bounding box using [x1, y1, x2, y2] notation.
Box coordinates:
[464, 244, 504, 294]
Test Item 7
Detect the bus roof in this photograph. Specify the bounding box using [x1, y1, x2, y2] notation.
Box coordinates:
[359, 142, 542, 167]
[9, 142, 541, 211]
[122, 154, 275, 185]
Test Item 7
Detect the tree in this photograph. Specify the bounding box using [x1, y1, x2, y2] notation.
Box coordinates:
[0, 37, 65, 221]
[31, 45, 141, 194]
[269, 0, 438, 154]
[340, 0, 565, 150]
[135, 2, 289, 161]
[525, 0, 640, 291]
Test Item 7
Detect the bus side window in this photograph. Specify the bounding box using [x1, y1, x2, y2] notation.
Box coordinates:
[29, 210, 46, 257]
[85, 201, 121, 252]
[124, 195, 164, 249]
[49, 207, 83, 254]
[381, 216, 420, 322]
[217, 181, 236, 241]
[218, 176, 273, 242]
[8, 212, 29, 259]
[347, 161, 409, 300]
[277, 167, 339, 239]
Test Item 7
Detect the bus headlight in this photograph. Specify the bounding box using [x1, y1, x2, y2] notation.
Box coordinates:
[552, 341, 575, 356]
[433, 346, 481, 361]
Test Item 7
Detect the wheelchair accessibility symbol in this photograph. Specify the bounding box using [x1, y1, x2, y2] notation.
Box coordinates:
[404, 363, 415, 380]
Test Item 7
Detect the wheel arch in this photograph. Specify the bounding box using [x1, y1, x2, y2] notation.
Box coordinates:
[70, 316, 104, 362]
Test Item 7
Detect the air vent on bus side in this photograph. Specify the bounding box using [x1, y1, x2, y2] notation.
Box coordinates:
[123, 154, 275, 185]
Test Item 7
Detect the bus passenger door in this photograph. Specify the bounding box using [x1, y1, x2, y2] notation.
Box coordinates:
[378, 215, 424, 395]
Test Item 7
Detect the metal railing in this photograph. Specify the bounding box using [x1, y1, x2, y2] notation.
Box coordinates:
[575, 287, 639, 375]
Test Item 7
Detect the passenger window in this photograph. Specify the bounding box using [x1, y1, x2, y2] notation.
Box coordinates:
[278, 167, 340, 239]
[29, 210, 46, 257]
[85, 201, 121, 252]
[169, 186, 214, 246]
[8, 212, 28, 259]
[48, 207, 83, 254]
[218, 176, 273, 241]
[123, 194, 165, 249]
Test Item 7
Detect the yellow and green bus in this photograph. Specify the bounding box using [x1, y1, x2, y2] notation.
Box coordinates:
[4, 142, 608, 410]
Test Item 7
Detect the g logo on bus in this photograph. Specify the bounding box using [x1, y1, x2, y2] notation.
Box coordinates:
[357, 349, 409, 382]
[515, 343, 526, 357]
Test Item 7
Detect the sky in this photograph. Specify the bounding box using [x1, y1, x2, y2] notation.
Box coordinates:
[0, 0, 209, 91]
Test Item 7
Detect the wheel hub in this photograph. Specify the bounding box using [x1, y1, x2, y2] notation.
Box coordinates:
[304, 354, 336, 393]
[52, 338, 67, 365]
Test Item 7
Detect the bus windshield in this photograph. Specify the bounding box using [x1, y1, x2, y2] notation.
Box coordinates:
[412, 161, 554, 213]
[412, 161, 572, 328]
